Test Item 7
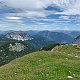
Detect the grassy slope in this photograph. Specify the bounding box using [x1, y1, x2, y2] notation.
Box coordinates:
[0, 45, 80, 80]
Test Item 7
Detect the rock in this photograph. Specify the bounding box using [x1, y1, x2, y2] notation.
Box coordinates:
[67, 76, 73, 78]
[74, 35, 80, 45]
[5, 31, 33, 41]
[9, 43, 25, 52]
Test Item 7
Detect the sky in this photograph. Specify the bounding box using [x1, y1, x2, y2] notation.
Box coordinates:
[0, 0, 80, 31]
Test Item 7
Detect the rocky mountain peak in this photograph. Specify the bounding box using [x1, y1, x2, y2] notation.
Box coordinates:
[5, 31, 33, 41]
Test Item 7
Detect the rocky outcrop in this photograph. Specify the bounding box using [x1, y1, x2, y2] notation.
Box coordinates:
[74, 35, 80, 45]
[9, 43, 25, 52]
[5, 31, 33, 41]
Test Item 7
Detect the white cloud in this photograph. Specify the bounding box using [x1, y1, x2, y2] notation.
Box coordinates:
[59, 16, 70, 20]
[76, 23, 80, 26]
[0, 0, 80, 15]
[25, 11, 46, 18]
[5, 16, 22, 20]
[37, 23, 46, 25]
[53, 0, 80, 15]
[4, 16, 23, 23]
[4, 10, 54, 18]
[1, 0, 47, 10]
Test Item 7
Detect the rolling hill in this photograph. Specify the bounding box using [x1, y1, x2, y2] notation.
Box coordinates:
[0, 45, 80, 80]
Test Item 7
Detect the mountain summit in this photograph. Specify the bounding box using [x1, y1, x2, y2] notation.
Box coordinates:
[5, 31, 33, 41]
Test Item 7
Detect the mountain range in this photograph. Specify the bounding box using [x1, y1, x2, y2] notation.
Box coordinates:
[0, 30, 80, 47]
[0, 30, 80, 66]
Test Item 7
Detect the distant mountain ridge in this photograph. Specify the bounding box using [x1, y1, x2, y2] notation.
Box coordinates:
[0, 30, 75, 46]
[35, 31, 74, 43]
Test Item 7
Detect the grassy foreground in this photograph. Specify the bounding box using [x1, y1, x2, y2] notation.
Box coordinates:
[0, 45, 80, 80]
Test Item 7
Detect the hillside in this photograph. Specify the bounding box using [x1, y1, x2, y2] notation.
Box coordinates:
[0, 41, 35, 66]
[0, 45, 80, 80]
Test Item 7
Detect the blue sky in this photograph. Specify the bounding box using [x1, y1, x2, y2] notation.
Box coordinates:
[0, 0, 80, 31]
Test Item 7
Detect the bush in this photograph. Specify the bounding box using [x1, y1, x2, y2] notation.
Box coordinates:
[40, 43, 61, 51]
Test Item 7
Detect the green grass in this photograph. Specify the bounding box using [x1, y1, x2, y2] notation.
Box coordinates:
[0, 45, 80, 80]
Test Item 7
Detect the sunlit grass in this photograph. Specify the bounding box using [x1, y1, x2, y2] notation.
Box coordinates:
[0, 45, 80, 80]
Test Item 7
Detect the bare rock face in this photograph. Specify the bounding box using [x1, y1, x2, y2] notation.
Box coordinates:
[5, 31, 33, 41]
[74, 35, 80, 45]
[9, 43, 25, 52]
